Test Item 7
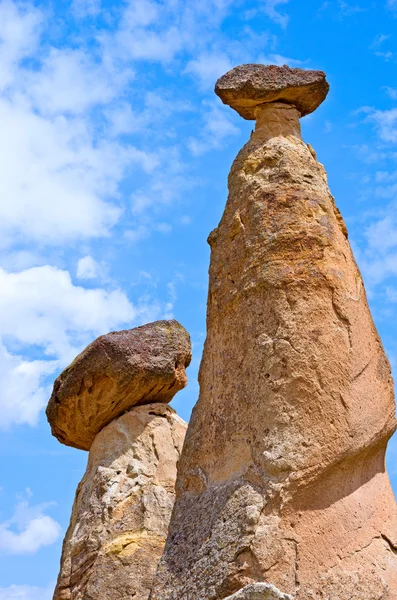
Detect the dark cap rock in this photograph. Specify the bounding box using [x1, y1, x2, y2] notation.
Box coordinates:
[46, 319, 191, 450]
[215, 64, 329, 119]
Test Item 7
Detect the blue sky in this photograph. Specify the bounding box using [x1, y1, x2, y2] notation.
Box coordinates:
[0, 0, 397, 597]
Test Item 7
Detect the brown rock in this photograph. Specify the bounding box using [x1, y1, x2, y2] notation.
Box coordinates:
[151, 68, 397, 599]
[46, 320, 191, 450]
[215, 64, 329, 119]
[53, 403, 187, 600]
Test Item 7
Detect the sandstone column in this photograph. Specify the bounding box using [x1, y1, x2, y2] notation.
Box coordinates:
[150, 65, 397, 600]
[46, 320, 191, 600]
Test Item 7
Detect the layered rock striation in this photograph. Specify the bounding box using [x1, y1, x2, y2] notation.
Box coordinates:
[48, 320, 190, 600]
[150, 65, 397, 599]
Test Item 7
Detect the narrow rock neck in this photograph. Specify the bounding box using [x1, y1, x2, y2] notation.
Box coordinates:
[253, 101, 302, 141]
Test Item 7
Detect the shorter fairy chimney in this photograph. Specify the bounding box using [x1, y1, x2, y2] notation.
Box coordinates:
[47, 320, 191, 600]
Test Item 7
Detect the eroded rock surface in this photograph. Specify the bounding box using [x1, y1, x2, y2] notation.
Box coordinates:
[47, 320, 191, 450]
[224, 583, 293, 600]
[53, 404, 186, 600]
[150, 67, 397, 600]
[215, 64, 329, 119]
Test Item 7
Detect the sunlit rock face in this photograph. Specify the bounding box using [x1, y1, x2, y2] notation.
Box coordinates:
[150, 65, 397, 600]
[47, 319, 191, 600]
[53, 404, 187, 600]
[47, 320, 191, 451]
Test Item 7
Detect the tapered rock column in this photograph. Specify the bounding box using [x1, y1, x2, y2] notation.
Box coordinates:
[150, 66, 397, 600]
[47, 320, 191, 600]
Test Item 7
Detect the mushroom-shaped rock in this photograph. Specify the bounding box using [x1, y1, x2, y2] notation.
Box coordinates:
[53, 403, 187, 600]
[215, 63, 329, 119]
[151, 66, 397, 600]
[46, 320, 191, 450]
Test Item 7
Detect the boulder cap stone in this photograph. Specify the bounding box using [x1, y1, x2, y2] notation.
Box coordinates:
[46, 319, 191, 451]
[215, 63, 329, 119]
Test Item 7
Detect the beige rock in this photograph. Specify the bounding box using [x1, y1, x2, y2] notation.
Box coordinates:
[151, 68, 397, 599]
[53, 403, 186, 600]
[224, 583, 292, 600]
[47, 320, 191, 450]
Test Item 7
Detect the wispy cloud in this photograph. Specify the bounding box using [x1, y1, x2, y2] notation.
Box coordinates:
[364, 107, 397, 144]
[0, 495, 61, 555]
[0, 583, 54, 600]
[257, 53, 305, 67]
[188, 101, 240, 156]
[71, 0, 101, 18]
[385, 87, 397, 99]
[76, 255, 103, 280]
[318, 0, 367, 19]
[370, 33, 394, 60]
[261, 0, 290, 28]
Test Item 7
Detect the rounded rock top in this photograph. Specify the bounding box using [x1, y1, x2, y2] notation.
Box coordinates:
[46, 319, 191, 451]
[215, 63, 329, 119]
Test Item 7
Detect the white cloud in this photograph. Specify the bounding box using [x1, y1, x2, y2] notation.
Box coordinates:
[26, 47, 130, 116]
[188, 102, 240, 156]
[261, 0, 290, 28]
[0, 266, 135, 362]
[76, 255, 102, 280]
[387, 0, 397, 10]
[0, 498, 61, 555]
[0, 95, 161, 247]
[112, 1, 184, 64]
[122, 0, 160, 27]
[0, 0, 43, 90]
[385, 87, 397, 100]
[364, 107, 397, 144]
[0, 2, 161, 248]
[0, 584, 53, 600]
[258, 53, 305, 67]
[370, 36, 394, 60]
[105, 92, 192, 136]
[185, 52, 233, 89]
[366, 216, 397, 254]
[71, 0, 101, 18]
[0, 343, 56, 428]
[371, 34, 392, 48]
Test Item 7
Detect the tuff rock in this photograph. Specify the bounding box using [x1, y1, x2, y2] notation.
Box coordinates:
[224, 583, 293, 599]
[47, 319, 191, 450]
[215, 64, 329, 119]
[150, 67, 397, 599]
[53, 403, 187, 600]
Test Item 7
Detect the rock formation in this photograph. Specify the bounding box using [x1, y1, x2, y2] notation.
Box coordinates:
[47, 319, 191, 451]
[47, 320, 190, 600]
[150, 65, 397, 599]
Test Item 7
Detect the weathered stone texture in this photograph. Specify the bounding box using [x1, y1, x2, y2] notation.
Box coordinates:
[224, 583, 293, 599]
[150, 76, 397, 599]
[53, 403, 186, 600]
[215, 64, 329, 119]
[47, 320, 191, 450]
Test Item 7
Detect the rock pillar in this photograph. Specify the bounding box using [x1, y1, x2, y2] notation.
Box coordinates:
[47, 320, 191, 600]
[53, 404, 186, 600]
[150, 65, 397, 600]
